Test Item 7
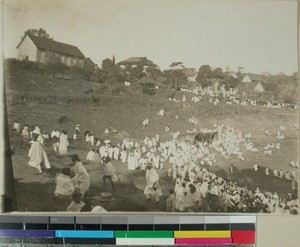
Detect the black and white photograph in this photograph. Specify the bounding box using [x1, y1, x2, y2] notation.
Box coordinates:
[2, 0, 299, 214]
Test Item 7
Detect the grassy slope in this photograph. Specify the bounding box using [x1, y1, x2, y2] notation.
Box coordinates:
[5, 69, 299, 212]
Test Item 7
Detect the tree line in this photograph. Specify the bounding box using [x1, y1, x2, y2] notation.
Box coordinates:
[15, 28, 298, 103]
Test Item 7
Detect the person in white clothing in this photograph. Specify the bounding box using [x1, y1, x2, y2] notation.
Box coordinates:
[120, 150, 127, 163]
[22, 126, 30, 139]
[58, 130, 69, 155]
[144, 163, 162, 202]
[86, 149, 95, 161]
[127, 153, 136, 171]
[13, 121, 21, 132]
[51, 128, 60, 138]
[28, 133, 52, 175]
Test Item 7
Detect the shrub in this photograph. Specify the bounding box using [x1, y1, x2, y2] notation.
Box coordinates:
[58, 115, 67, 124]
[142, 82, 156, 95]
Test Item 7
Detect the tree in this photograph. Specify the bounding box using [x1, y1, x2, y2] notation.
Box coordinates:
[98, 58, 126, 90]
[211, 67, 225, 79]
[237, 66, 244, 74]
[168, 62, 186, 91]
[196, 65, 212, 86]
[219, 77, 239, 90]
[82, 58, 96, 81]
[22, 28, 51, 39]
[170, 62, 185, 70]
[45, 52, 67, 77]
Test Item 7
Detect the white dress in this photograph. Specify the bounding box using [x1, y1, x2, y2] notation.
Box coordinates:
[28, 141, 51, 172]
[121, 151, 127, 163]
[58, 134, 69, 154]
[127, 154, 136, 171]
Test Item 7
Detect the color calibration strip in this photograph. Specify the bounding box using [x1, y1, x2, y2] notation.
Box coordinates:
[0, 215, 256, 246]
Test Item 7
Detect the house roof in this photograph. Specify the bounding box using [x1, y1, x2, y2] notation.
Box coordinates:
[238, 81, 264, 91]
[17, 33, 85, 58]
[183, 68, 197, 77]
[246, 74, 263, 82]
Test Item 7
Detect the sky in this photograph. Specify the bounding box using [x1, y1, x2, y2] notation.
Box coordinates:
[3, 0, 298, 75]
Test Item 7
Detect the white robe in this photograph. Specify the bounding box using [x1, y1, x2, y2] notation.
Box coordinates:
[144, 168, 162, 199]
[99, 146, 108, 158]
[51, 130, 60, 138]
[13, 122, 20, 132]
[54, 174, 75, 196]
[58, 134, 69, 154]
[73, 161, 90, 194]
[175, 186, 186, 211]
[113, 147, 120, 160]
[28, 141, 51, 172]
[86, 151, 95, 161]
[121, 151, 127, 163]
[22, 127, 30, 139]
[127, 154, 136, 171]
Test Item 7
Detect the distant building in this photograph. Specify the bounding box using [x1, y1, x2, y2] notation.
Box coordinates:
[17, 33, 85, 66]
[183, 68, 197, 82]
[228, 72, 238, 79]
[242, 74, 263, 83]
[240, 74, 264, 92]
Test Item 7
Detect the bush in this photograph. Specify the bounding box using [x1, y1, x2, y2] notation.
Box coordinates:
[142, 82, 156, 95]
[58, 115, 67, 124]
[5, 59, 47, 74]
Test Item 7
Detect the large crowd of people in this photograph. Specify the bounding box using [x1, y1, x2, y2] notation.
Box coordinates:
[11, 92, 299, 215]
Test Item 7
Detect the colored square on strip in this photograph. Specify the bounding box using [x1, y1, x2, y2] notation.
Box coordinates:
[49, 217, 74, 224]
[0, 223, 23, 229]
[180, 224, 205, 230]
[154, 224, 179, 230]
[49, 224, 74, 230]
[179, 216, 205, 224]
[76, 224, 100, 230]
[0, 230, 55, 237]
[230, 216, 256, 224]
[26, 223, 48, 230]
[116, 237, 175, 246]
[129, 224, 153, 230]
[231, 223, 256, 230]
[115, 230, 173, 238]
[232, 230, 256, 244]
[175, 237, 232, 245]
[101, 224, 127, 230]
[56, 237, 116, 245]
[205, 216, 231, 224]
[205, 223, 230, 230]
[55, 230, 114, 238]
[174, 230, 231, 238]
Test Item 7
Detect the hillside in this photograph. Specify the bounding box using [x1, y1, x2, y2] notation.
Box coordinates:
[4, 66, 299, 212]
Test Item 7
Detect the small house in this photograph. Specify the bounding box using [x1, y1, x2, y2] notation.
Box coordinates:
[183, 68, 197, 82]
[17, 33, 85, 66]
[240, 74, 264, 93]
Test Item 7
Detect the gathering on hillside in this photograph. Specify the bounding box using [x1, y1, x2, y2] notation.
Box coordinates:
[4, 27, 299, 215]
[11, 85, 299, 214]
